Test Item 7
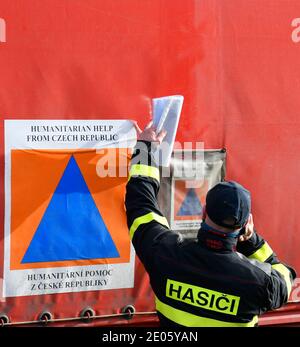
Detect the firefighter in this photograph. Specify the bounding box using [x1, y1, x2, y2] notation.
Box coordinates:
[125, 121, 297, 327]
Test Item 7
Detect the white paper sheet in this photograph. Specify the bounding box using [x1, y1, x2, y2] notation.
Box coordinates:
[152, 95, 184, 167]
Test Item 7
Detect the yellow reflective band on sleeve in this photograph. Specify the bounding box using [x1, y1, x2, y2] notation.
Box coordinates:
[166, 279, 240, 316]
[272, 263, 292, 297]
[129, 164, 160, 182]
[129, 212, 169, 240]
[248, 242, 273, 262]
[155, 297, 258, 327]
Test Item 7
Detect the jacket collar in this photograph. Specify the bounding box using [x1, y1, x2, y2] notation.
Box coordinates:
[197, 222, 238, 252]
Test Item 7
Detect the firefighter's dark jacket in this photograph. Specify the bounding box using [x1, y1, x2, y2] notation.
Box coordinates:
[125, 141, 297, 327]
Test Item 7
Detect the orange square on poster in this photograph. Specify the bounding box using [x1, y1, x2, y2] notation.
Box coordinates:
[10, 148, 131, 270]
[173, 179, 208, 221]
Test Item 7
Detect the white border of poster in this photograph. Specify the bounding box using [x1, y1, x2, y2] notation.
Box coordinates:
[3, 119, 136, 297]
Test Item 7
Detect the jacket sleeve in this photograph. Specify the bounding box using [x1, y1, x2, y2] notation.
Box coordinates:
[236, 230, 297, 310]
[125, 140, 174, 268]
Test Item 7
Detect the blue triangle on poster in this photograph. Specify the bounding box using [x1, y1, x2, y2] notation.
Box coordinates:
[22, 155, 119, 263]
[177, 188, 202, 216]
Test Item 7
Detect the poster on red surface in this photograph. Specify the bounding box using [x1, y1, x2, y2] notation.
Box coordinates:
[157, 149, 226, 237]
[3, 119, 136, 297]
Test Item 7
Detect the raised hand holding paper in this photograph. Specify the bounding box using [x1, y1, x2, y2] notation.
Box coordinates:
[152, 95, 184, 167]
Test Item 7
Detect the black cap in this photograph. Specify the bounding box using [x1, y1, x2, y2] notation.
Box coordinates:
[206, 181, 251, 229]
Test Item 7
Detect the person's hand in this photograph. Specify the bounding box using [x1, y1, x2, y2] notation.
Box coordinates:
[238, 213, 254, 242]
[134, 121, 167, 145]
